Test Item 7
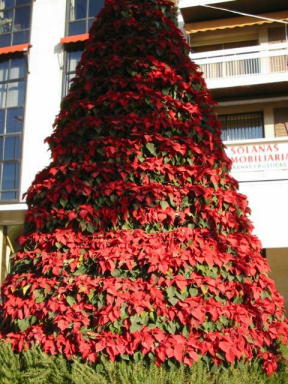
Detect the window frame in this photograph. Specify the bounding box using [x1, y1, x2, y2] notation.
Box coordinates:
[62, 43, 84, 97]
[65, 0, 104, 36]
[0, 0, 33, 48]
[0, 52, 28, 202]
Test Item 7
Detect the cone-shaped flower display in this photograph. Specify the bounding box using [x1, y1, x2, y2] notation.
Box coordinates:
[0, 0, 287, 375]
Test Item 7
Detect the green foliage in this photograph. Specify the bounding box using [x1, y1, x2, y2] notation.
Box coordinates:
[19, 346, 52, 384]
[0, 341, 287, 384]
[0, 341, 21, 384]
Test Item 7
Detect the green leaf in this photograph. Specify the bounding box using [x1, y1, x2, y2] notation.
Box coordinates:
[17, 318, 30, 331]
[35, 295, 45, 304]
[175, 289, 188, 300]
[130, 315, 143, 333]
[30, 316, 37, 325]
[60, 198, 68, 208]
[166, 286, 176, 298]
[182, 325, 190, 338]
[145, 142, 157, 156]
[232, 296, 243, 304]
[202, 321, 216, 332]
[138, 154, 145, 162]
[22, 284, 31, 295]
[79, 221, 87, 231]
[160, 200, 169, 210]
[130, 322, 142, 332]
[74, 264, 88, 276]
[181, 196, 189, 209]
[66, 296, 76, 306]
[168, 297, 178, 305]
[86, 223, 94, 233]
[188, 287, 198, 297]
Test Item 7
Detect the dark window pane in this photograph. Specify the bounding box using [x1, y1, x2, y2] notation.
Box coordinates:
[2, 0, 15, 9]
[89, 0, 104, 17]
[88, 17, 93, 30]
[16, 0, 31, 5]
[1, 191, 17, 200]
[6, 107, 23, 133]
[0, 33, 11, 47]
[14, 6, 31, 31]
[3, 0, 15, 8]
[0, 110, 5, 134]
[4, 136, 20, 160]
[68, 20, 86, 35]
[70, 0, 87, 21]
[9, 57, 25, 80]
[0, 10, 13, 33]
[12, 30, 29, 45]
[2, 162, 19, 189]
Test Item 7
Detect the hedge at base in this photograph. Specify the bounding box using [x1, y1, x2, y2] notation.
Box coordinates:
[0, 0, 288, 376]
[0, 341, 287, 384]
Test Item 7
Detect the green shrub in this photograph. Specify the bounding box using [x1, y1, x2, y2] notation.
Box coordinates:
[0, 341, 287, 384]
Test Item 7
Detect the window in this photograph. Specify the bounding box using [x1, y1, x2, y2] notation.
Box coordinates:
[63, 47, 83, 96]
[67, 0, 104, 36]
[219, 112, 264, 142]
[0, 0, 33, 48]
[0, 55, 26, 201]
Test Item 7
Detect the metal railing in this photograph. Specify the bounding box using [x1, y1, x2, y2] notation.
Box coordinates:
[190, 42, 288, 81]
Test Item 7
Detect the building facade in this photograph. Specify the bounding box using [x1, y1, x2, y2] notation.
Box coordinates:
[179, 0, 288, 305]
[0, 0, 106, 281]
[0, 0, 287, 305]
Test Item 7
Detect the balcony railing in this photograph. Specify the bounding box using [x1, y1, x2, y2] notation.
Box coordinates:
[190, 42, 288, 88]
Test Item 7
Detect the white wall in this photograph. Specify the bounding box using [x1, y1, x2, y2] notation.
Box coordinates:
[240, 180, 288, 248]
[20, 0, 66, 198]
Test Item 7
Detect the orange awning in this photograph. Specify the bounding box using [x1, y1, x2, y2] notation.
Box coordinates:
[185, 11, 288, 34]
[0, 43, 31, 56]
[61, 33, 89, 45]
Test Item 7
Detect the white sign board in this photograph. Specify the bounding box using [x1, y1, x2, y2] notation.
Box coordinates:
[225, 141, 288, 172]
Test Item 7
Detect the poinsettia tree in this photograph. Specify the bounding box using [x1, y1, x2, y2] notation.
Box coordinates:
[0, 0, 287, 376]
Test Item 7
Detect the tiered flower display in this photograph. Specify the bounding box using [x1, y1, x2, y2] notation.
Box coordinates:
[0, 0, 287, 375]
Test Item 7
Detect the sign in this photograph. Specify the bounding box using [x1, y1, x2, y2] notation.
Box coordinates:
[225, 141, 288, 172]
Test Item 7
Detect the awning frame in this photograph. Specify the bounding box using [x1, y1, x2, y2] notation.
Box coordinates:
[60, 34, 89, 45]
[0, 43, 31, 56]
[185, 11, 288, 34]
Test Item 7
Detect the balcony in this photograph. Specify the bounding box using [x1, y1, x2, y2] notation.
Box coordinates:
[190, 42, 288, 89]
